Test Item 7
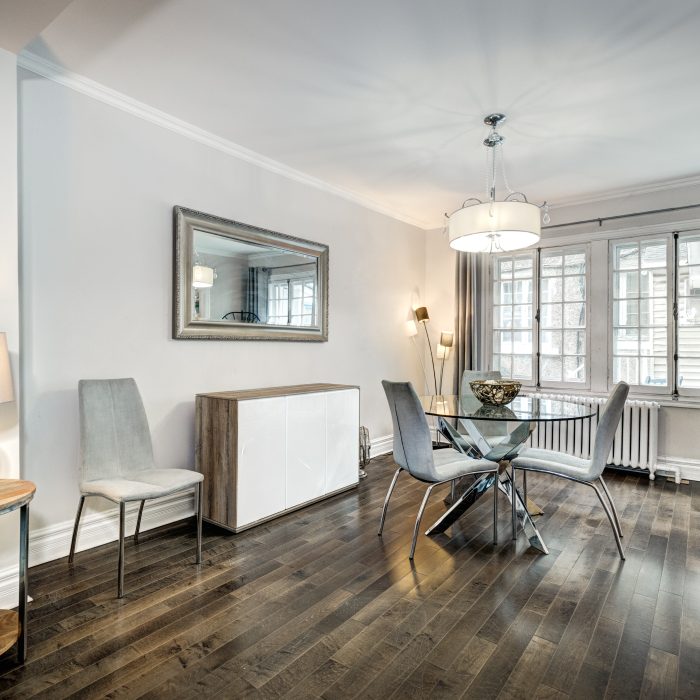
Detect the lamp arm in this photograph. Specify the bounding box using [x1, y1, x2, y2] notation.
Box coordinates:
[439, 356, 446, 395]
[410, 336, 430, 395]
[423, 323, 438, 395]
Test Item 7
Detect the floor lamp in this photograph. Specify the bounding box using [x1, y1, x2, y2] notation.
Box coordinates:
[405, 320, 430, 394]
[414, 307, 437, 395]
[437, 331, 454, 395]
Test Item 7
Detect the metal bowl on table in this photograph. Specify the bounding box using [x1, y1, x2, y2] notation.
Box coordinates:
[469, 379, 522, 406]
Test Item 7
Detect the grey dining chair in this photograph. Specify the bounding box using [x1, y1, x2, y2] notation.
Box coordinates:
[511, 382, 629, 560]
[69, 378, 204, 597]
[379, 380, 500, 558]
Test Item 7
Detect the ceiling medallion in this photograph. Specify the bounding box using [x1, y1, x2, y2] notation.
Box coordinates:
[447, 113, 549, 253]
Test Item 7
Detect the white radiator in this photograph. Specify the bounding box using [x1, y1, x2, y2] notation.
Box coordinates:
[524, 393, 674, 482]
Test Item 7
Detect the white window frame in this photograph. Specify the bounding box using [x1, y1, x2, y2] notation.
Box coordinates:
[267, 268, 318, 327]
[607, 234, 674, 396]
[486, 243, 590, 390]
[674, 232, 700, 398]
[538, 245, 591, 391]
[489, 251, 537, 386]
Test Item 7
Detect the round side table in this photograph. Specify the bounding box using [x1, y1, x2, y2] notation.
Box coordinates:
[0, 479, 35, 664]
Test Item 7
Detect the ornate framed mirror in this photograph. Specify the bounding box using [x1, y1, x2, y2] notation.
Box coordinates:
[173, 207, 328, 341]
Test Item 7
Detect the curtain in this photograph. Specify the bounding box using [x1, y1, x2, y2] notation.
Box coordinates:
[454, 252, 482, 393]
[246, 267, 270, 322]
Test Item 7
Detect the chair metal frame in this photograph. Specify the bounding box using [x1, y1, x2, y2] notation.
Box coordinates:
[512, 467, 624, 559]
[69, 483, 203, 598]
[378, 464, 500, 559]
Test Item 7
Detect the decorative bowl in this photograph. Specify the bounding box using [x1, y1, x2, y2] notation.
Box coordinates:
[469, 379, 522, 406]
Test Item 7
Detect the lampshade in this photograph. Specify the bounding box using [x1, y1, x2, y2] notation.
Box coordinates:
[436, 344, 451, 360]
[404, 320, 418, 337]
[0, 333, 14, 404]
[440, 331, 454, 348]
[449, 201, 541, 253]
[414, 306, 429, 323]
[192, 265, 214, 288]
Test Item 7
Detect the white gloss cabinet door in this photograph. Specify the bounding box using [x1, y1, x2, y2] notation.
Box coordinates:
[326, 389, 359, 493]
[286, 393, 327, 509]
[236, 397, 286, 527]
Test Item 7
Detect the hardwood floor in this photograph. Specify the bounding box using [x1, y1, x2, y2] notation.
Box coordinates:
[0, 454, 698, 698]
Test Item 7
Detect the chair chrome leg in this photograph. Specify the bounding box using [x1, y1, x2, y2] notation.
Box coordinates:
[493, 472, 498, 545]
[378, 468, 402, 536]
[451, 479, 457, 503]
[133, 500, 145, 545]
[410, 484, 436, 559]
[196, 482, 203, 565]
[598, 476, 623, 538]
[590, 483, 625, 560]
[68, 496, 85, 564]
[522, 471, 528, 506]
[118, 502, 126, 598]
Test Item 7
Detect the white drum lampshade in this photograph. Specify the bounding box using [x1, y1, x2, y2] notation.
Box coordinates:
[192, 265, 214, 288]
[449, 201, 541, 253]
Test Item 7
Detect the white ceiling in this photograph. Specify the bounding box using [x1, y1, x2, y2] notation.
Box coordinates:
[15, 0, 700, 227]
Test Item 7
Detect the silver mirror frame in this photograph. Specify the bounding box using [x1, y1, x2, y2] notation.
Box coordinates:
[173, 206, 329, 341]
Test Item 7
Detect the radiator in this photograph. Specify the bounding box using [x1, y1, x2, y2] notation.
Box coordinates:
[524, 393, 675, 482]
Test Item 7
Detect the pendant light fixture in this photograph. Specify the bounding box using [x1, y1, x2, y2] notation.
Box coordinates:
[192, 264, 215, 288]
[447, 114, 549, 253]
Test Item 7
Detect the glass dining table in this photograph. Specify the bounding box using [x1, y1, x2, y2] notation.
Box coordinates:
[420, 393, 596, 554]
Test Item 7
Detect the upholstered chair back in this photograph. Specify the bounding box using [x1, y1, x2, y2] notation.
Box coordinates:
[382, 380, 436, 482]
[590, 382, 630, 478]
[79, 378, 156, 481]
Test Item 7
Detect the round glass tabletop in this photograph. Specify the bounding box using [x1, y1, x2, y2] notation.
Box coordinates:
[420, 394, 597, 422]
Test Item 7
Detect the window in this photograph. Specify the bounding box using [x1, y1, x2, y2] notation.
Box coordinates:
[611, 239, 669, 387]
[267, 272, 317, 326]
[677, 234, 700, 390]
[539, 249, 587, 384]
[492, 254, 534, 381]
[486, 230, 700, 398]
[490, 246, 588, 387]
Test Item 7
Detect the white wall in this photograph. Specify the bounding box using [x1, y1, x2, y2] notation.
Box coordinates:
[18, 70, 426, 546]
[424, 227, 458, 394]
[0, 48, 21, 580]
[0, 48, 19, 480]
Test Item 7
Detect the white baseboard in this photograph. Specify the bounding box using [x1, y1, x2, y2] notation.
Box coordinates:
[656, 456, 700, 483]
[0, 491, 193, 610]
[370, 433, 393, 457]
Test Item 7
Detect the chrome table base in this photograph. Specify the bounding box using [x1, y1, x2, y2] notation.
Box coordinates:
[424, 467, 549, 554]
[432, 416, 549, 554]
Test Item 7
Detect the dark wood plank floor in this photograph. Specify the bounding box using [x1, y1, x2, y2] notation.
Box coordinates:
[0, 454, 698, 699]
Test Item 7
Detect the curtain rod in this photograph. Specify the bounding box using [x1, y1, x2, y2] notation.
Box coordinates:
[543, 202, 700, 230]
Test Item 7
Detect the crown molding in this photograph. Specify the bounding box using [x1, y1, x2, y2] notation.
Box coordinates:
[17, 51, 431, 230]
[550, 175, 700, 210]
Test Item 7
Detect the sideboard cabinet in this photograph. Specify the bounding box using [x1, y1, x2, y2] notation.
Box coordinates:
[195, 384, 359, 532]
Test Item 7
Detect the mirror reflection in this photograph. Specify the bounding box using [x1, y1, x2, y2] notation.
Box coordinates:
[191, 230, 319, 328]
[173, 206, 328, 341]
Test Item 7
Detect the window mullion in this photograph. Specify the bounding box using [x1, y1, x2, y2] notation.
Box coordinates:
[535, 247, 541, 389]
[672, 232, 679, 399]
